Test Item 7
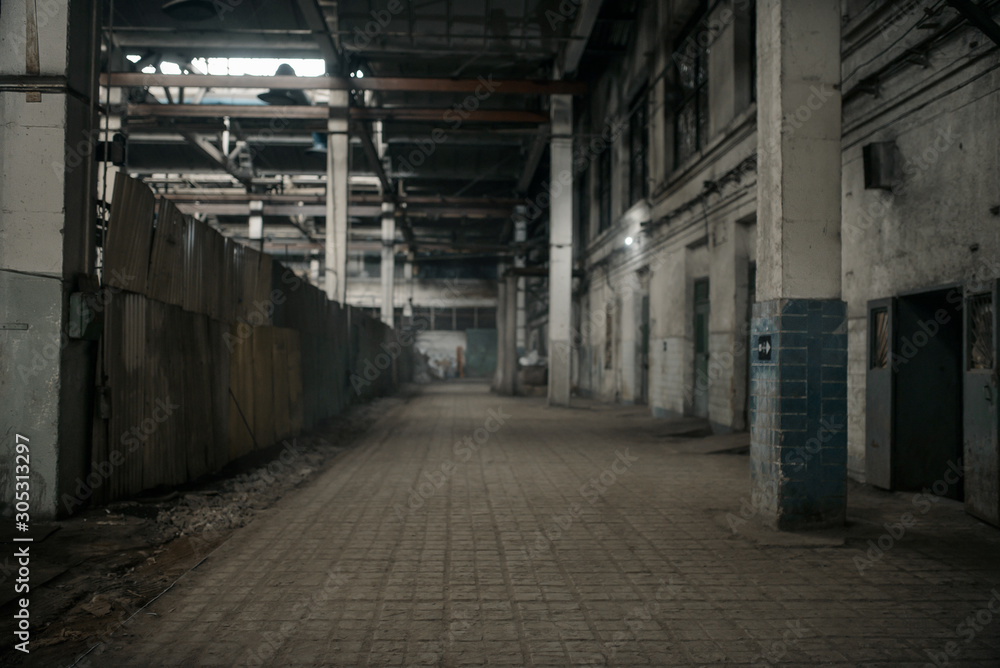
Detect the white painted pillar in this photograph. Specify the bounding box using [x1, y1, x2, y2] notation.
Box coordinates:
[548, 94, 574, 406]
[514, 207, 527, 352]
[248, 199, 263, 241]
[380, 201, 395, 326]
[756, 0, 842, 302]
[325, 90, 349, 303]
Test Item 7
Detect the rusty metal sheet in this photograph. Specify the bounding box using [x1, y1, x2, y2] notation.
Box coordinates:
[105, 173, 155, 294]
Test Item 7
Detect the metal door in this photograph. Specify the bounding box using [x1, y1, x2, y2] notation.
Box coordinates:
[693, 279, 710, 418]
[866, 298, 895, 490]
[963, 281, 1000, 525]
[637, 294, 650, 405]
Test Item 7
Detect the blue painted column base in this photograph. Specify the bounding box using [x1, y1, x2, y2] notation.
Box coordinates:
[749, 299, 848, 530]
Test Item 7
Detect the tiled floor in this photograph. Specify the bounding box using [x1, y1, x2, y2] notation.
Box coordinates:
[94, 383, 1000, 666]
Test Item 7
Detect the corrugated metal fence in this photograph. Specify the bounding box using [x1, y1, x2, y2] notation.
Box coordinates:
[90, 174, 408, 505]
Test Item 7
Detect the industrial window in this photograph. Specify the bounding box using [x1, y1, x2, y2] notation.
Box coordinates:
[476, 307, 496, 329]
[412, 306, 432, 329]
[629, 90, 649, 205]
[455, 307, 476, 331]
[598, 147, 612, 233]
[672, 6, 710, 169]
[967, 293, 994, 370]
[871, 308, 889, 369]
[433, 307, 454, 331]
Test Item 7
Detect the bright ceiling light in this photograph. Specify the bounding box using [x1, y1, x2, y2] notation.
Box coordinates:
[624, 236, 634, 246]
[355, 70, 365, 79]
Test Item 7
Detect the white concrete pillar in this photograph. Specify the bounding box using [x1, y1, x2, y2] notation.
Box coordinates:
[248, 199, 263, 240]
[0, 0, 99, 517]
[620, 286, 636, 405]
[500, 273, 518, 395]
[403, 254, 414, 323]
[548, 94, 574, 406]
[325, 90, 349, 303]
[514, 208, 527, 351]
[756, 0, 842, 302]
[380, 201, 395, 326]
[751, 0, 845, 530]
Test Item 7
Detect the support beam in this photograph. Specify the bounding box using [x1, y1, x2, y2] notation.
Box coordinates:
[293, 0, 342, 72]
[947, 0, 1000, 47]
[548, 95, 574, 406]
[102, 72, 586, 95]
[516, 128, 549, 195]
[325, 91, 349, 303]
[750, 0, 846, 531]
[178, 131, 252, 187]
[556, 0, 605, 77]
[514, 208, 527, 352]
[126, 104, 550, 124]
[354, 120, 415, 249]
[381, 202, 396, 326]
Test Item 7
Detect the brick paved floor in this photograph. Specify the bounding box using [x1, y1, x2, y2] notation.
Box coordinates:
[94, 383, 1000, 666]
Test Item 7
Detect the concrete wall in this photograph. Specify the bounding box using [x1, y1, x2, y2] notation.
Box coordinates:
[570, 0, 1000, 485]
[415, 331, 468, 380]
[839, 0, 1000, 479]
[573, 0, 758, 432]
[0, 0, 98, 518]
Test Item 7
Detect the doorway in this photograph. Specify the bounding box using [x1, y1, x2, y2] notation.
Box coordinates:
[693, 278, 710, 418]
[637, 293, 650, 405]
[866, 287, 964, 499]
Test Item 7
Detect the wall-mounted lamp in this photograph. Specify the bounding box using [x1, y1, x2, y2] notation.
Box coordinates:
[862, 141, 897, 190]
[624, 236, 634, 247]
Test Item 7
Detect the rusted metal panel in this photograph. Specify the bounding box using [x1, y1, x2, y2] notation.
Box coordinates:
[252, 326, 275, 448]
[147, 199, 187, 306]
[105, 173, 155, 294]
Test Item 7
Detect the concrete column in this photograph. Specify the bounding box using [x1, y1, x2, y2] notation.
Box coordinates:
[0, 0, 99, 518]
[620, 286, 636, 405]
[548, 94, 573, 406]
[325, 90, 349, 303]
[248, 199, 263, 241]
[514, 208, 527, 352]
[499, 273, 518, 395]
[750, 0, 845, 530]
[403, 254, 414, 324]
[493, 270, 507, 392]
[380, 201, 395, 326]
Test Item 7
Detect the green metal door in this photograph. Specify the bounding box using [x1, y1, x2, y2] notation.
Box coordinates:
[963, 281, 1000, 526]
[693, 279, 710, 418]
[866, 298, 895, 490]
[465, 328, 498, 378]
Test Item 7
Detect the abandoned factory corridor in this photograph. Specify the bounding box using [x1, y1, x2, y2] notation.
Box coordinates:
[89, 383, 1000, 667]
